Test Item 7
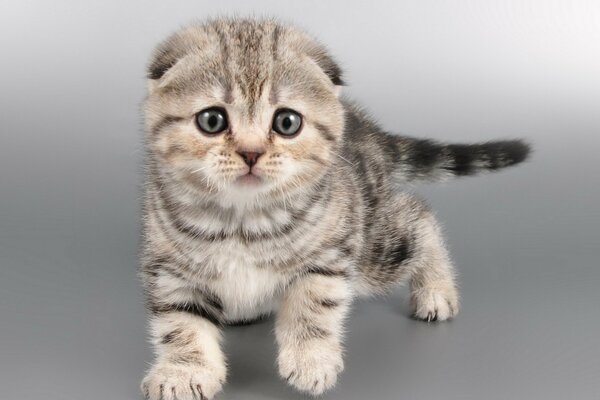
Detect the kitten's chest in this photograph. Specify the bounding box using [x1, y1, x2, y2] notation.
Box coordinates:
[203, 246, 288, 322]
[172, 201, 316, 320]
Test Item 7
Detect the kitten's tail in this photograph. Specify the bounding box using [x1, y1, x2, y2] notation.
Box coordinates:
[389, 136, 531, 182]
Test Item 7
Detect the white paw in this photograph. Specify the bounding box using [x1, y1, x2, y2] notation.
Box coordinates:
[278, 343, 344, 396]
[141, 362, 226, 400]
[412, 285, 459, 321]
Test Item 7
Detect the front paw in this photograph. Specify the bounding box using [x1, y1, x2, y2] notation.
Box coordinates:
[141, 361, 226, 400]
[278, 343, 344, 396]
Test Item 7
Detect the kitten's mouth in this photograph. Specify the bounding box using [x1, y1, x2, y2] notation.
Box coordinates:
[236, 172, 263, 186]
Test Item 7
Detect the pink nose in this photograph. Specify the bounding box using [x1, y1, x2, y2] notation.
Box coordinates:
[236, 151, 263, 168]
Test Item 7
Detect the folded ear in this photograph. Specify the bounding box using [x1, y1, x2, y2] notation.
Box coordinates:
[148, 36, 188, 80]
[292, 30, 345, 95]
[306, 45, 344, 86]
[147, 27, 208, 91]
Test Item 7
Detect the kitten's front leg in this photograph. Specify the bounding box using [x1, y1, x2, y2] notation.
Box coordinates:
[141, 311, 226, 400]
[276, 267, 353, 396]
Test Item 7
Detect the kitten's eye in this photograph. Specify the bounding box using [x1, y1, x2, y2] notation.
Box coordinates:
[272, 109, 302, 137]
[195, 107, 228, 135]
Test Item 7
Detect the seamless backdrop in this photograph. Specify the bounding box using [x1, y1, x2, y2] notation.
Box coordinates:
[1, 1, 599, 399]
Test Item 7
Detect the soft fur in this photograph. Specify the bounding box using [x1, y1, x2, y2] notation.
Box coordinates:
[140, 18, 530, 399]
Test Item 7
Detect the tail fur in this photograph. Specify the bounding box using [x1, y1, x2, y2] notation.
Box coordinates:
[391, 136, 531, 182]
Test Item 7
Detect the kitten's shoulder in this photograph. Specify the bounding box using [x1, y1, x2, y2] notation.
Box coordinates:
[341, 100, 389, 143]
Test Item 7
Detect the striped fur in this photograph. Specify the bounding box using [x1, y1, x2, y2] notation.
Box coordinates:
[140, 18, 530, 399]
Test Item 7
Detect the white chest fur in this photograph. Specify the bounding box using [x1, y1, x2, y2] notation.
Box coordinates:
[204, 250, 287, 322]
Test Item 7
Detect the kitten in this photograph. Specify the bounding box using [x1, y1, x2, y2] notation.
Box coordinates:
[140, 18, 530, 399]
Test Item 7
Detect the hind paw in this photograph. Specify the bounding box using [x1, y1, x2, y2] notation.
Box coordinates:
[411, 285, 459, 321]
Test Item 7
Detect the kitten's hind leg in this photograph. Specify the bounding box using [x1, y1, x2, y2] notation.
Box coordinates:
[356, 194, 460, 321]
[408, 214, 460, 321]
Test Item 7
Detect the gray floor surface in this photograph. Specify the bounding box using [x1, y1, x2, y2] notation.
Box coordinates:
[2, 1, 599, 399]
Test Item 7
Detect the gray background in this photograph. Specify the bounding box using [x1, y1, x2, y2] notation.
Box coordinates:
[1, 1, 599, 399]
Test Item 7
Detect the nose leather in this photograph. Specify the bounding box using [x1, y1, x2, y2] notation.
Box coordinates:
[237, 151, 263, 168]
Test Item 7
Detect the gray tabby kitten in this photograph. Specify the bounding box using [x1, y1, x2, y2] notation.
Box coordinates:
[141, 18, 530, 399]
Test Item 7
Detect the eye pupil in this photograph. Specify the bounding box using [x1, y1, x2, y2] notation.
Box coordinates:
[208, 115, 217, 128]
[282, 117, 292, 130]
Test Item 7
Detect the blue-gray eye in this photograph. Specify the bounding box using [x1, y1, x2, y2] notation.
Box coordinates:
[195, 108, 228, 134]
[272, 109, 302, 137]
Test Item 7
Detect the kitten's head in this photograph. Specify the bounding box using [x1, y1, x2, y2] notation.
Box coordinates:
[145, 19, 345, 208]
